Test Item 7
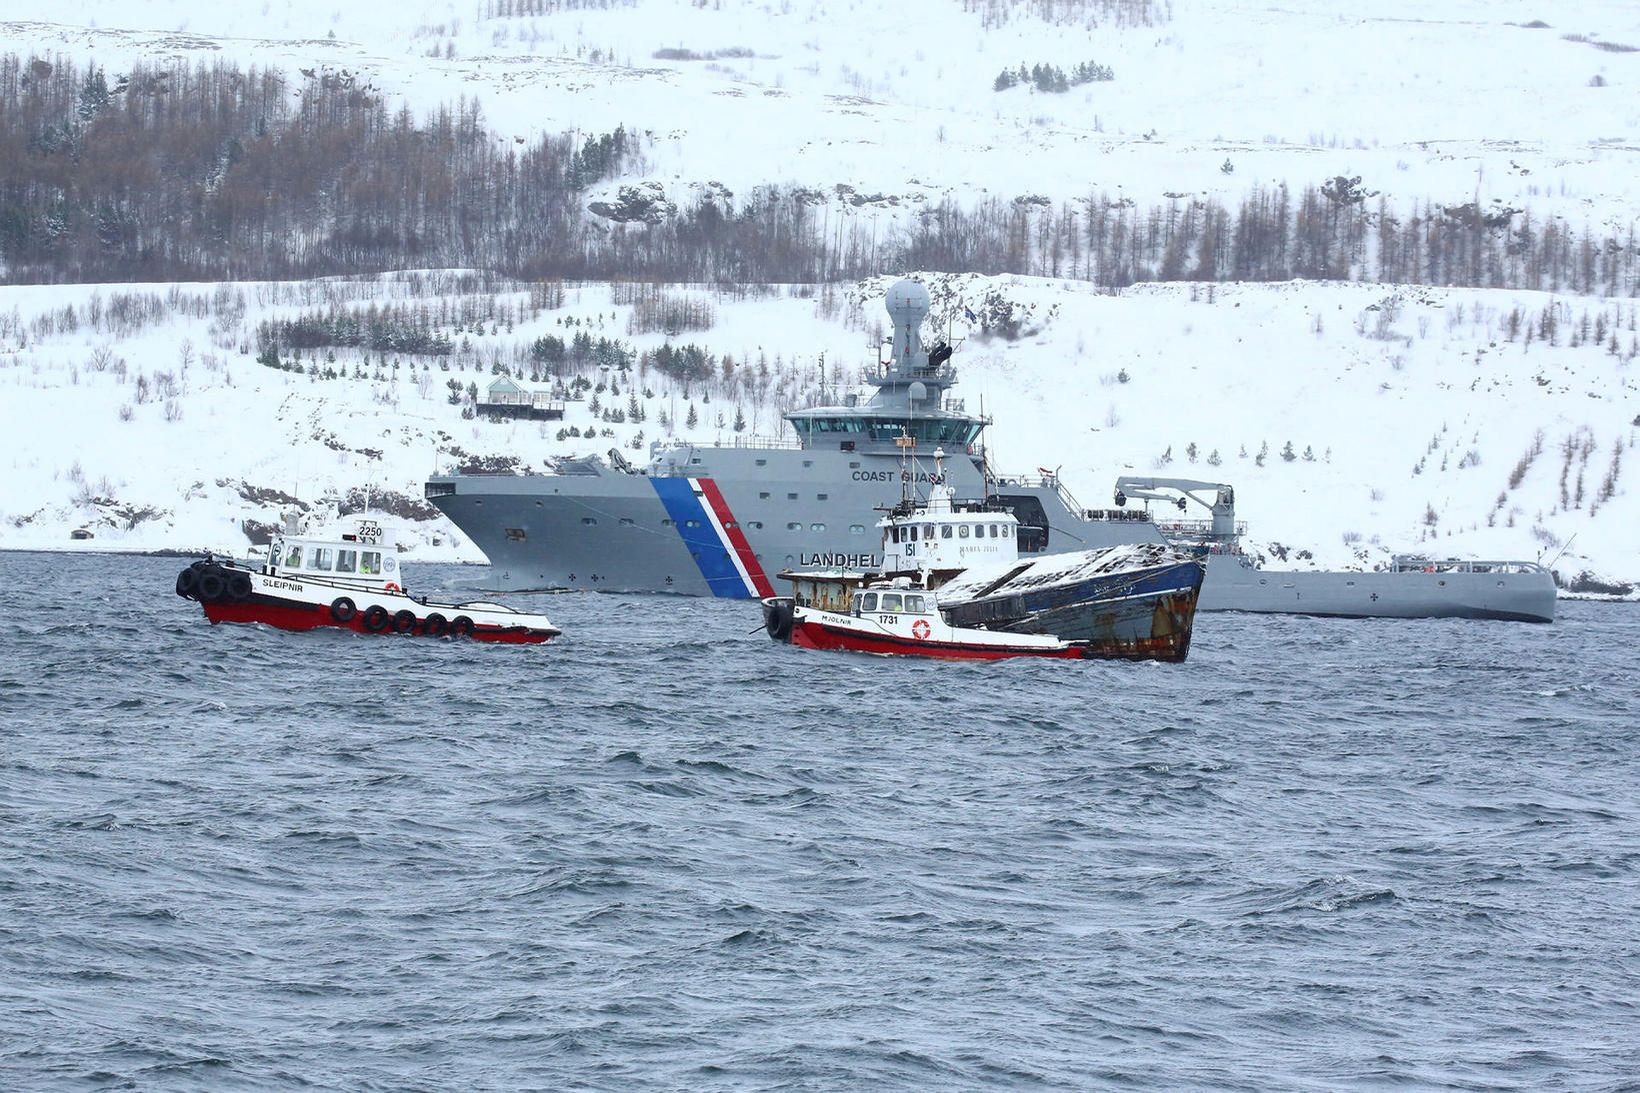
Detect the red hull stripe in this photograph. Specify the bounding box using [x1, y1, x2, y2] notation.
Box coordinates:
[791, 621, 1084, 661]
[697, 477, 775, 598]
[201, 600, 556, 644]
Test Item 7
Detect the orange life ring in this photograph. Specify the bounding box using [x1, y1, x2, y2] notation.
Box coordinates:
[385, 582, 402, 592]
[912, 619, 931, 640]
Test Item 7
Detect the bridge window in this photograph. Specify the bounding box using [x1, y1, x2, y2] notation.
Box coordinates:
[360, 552, 382, 575]
[861, 592, 878, 612]
[1002, 525, 1011, 538]
[310, 547, 333, 570]
[941, 525, 953, 539]
[958, 525, 970, 539]
[904, 594, 926, 613]
[880, 593, 903, 611]
[923, 524, 934, 539]
[283, 544, 303, 568]
[336, 549, 357, 573]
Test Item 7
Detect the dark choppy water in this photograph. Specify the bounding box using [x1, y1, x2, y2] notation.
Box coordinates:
[2, 552, 1637, 1090]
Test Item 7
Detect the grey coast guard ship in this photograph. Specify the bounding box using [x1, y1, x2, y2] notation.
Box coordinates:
[427, 279, 1157, 599]
[426, 279, 1556, 622]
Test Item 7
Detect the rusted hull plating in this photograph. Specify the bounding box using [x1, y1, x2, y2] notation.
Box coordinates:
[980, 588, 1199, 663]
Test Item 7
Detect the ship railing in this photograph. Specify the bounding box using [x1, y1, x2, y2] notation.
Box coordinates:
[1082, 507, 1159, 524]
[652, 434, 804, 453]
[724, 433, 803, 450]
[1152, 518, 1246, 541]
[1389, 556, 1547, 574]
[990, 473, 1085, 516]
[872, 363, 956, 386]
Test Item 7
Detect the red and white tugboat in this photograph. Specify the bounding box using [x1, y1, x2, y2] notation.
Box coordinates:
[175, 516, 560, 644]
[761, 446, 1205, 662]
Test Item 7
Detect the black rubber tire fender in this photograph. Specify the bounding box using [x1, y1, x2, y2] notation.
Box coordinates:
[448, 616, 475, 638]
[226, 572, 253, 602]
[422, 612, 448, 637]
[175, 567, 200, 599]
[764, 598, 795, 642]
[196, 570, 226, 603]
[330, 597, 358, 624]
[362, 605, 391, 632]
[391, 609, 417, 634]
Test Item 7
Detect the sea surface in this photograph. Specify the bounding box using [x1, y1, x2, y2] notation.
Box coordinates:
[2, 551, 1637, 1090]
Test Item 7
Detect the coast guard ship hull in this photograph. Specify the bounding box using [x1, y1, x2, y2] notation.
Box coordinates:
[428, 469, 1553, 623]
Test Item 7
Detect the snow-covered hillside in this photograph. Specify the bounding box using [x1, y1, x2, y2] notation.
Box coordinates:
[1, 1, 1636, 588]
[5, 0, 1639, 232]
[1, 272, 1634, 588]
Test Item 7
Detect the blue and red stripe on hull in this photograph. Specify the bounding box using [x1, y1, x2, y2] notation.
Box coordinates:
[650, 477, 774, 599]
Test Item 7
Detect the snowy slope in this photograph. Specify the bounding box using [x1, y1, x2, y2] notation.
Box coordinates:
[0, 1, 1637, 587]
[4, 0, 1639, 230]
[1, 273, 1633, 589]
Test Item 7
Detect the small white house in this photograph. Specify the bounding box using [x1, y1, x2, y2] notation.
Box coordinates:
[477, 376, 565, 420]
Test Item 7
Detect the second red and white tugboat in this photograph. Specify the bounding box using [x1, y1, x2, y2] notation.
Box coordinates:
[175, 516, 560, 644]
